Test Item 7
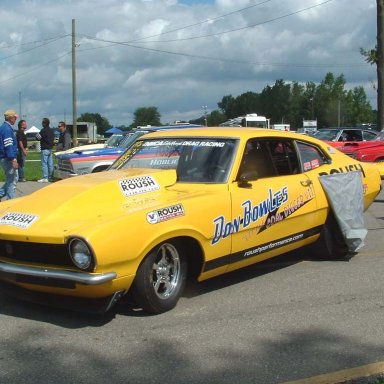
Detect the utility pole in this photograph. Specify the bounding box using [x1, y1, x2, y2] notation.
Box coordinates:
[18, 91, 22, 118]
[202, 105, 208, 126]
[72, 19, 78, 145]
[377, 0, 384, 131]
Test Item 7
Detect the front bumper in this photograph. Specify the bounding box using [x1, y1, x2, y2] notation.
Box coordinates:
[55, 168, 78, 179]
[0, 261, 116, 287]
[0, 262, 122, 313]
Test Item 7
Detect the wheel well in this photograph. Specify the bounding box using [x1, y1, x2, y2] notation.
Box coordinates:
[174, 236, 204, 281]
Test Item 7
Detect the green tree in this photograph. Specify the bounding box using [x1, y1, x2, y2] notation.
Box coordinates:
[131, 107, 161, 128]
[208, 110, 227, 126]
[217, 95, 236, 118]
[314, 73, 347, 127]
[260, 80, 291, 124]
[232, 91, 261, 117]
[78, 112, 111, 135]
[346, 86, 375, 125]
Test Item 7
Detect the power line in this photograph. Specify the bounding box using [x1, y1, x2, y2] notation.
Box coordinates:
[0, 35, 69, 62]
[80, 0, 335, 45]
[0, 52, 70, 85]
[133, 0, 337, 43]
[129, 0, 275, 43]
[0, 34, 70, 49]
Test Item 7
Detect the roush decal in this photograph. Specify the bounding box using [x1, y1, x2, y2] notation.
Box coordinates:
[119, 176, 160, 196]
[147, 204, 185, 224]
[0, 212, 39, 229]
[211, 187, 288, 245]
[318, 163, 366, 178]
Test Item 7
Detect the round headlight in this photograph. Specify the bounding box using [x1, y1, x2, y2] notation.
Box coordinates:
[69, 238, 93, 270]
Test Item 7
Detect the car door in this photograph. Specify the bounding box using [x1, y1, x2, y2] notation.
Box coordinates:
[227, 138, 322, 271]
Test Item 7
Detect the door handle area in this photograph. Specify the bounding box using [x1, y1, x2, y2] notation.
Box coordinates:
[300, 179, 313, 187]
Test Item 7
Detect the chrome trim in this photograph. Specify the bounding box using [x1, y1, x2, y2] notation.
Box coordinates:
[0, 262, 116, 285]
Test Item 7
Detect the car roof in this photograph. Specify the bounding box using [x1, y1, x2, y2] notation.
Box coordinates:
[318, 127, 375, 131]
[138, 127, 323, 141]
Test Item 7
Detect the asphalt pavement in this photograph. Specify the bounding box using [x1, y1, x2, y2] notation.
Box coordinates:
[15, 180, 50, 198]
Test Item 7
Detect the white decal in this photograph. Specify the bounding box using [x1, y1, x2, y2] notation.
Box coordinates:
[147, 204, 185, 224]
[119, 176, 160, 196]
[0, 212, 39, 229]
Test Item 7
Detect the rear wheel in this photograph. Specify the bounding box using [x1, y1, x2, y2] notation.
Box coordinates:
[314, 214, 349, 259]
[131, 240, 187, 314]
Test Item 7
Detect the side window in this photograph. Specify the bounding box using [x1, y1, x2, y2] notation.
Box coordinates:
[270, 140, 300, 176]
[364, 131, 377, 141]
[238, 139, 301, 179]
[296, 141, 327, 172]
[238, 140, 277, 180]
[343, 130, 362, 141]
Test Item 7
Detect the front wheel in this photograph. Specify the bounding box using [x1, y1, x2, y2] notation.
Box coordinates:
[131, 240, 187, 314]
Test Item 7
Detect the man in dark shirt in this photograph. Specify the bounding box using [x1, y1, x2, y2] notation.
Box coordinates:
[16, 119, 28, 182]
[36, 117, 54, 182]
[57, 121, 72, 151]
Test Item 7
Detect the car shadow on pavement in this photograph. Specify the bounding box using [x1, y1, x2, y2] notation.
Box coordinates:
[0, 247, 352, 322]
[0, 293, 117, 327]
[182, 248, 319, 299]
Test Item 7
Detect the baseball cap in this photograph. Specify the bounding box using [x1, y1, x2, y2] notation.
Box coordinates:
[4, 110, 18, 119]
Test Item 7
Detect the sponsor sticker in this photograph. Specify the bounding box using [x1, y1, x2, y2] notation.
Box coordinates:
[0, 212, 39, 229]
[311, 159, 320, 169]
[303, 161, 312, 171]
[147, 204, 185, 224]
[119, 176, 160, 196]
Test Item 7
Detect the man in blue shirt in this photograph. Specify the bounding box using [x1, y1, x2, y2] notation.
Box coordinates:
[0, 110, 19, 200]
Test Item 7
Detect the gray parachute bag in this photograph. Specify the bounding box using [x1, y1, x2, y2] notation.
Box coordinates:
[319, 171, 367, 252]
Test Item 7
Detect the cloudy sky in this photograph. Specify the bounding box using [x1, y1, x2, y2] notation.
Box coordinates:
[0, 0, 377, 128]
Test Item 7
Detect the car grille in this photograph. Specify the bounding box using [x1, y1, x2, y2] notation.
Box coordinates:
[56, 158, 73, 173]
[0, 240, 72, 267]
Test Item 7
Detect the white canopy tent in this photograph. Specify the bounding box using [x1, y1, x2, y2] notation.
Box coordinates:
[25, 126, 40, 133]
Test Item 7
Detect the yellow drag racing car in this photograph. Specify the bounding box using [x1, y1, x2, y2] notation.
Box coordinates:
[0, 128, 381, 314]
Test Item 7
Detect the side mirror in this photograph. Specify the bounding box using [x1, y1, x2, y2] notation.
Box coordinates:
[237, 175, 254, 188]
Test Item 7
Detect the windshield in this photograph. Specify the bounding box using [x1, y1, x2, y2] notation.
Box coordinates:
[374, 132, 384, 141]
[112, 137, 237, 183]
[313, 129, 339, 141]
[118, 131, 149, 148]
[106, 133, 125, 147]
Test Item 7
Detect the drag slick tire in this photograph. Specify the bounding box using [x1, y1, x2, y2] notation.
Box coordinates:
[315, 213, 349, 259]
[131, 240, 187, 314]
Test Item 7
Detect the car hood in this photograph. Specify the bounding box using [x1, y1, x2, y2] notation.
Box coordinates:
[0, 169, 181, 240]
[58, 147, 124, 159]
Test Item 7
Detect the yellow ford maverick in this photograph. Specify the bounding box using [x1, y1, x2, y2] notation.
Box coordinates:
[0, 128, 381, 314]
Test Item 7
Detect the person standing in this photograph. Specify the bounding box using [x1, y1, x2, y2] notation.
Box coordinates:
[0, 110, 19, 199]
[16, 119, 28, 182]
[36, 117, 54, 182]
[57, 121, 72, 151]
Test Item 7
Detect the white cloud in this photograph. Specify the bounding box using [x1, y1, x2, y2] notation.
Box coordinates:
[0, 0, 377, 128]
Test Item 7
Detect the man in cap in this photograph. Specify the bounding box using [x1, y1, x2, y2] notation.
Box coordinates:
[0, 110, 19, 199]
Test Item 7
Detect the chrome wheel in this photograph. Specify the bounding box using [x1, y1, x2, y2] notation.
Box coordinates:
[131, 240, 187, 314]
[151, 243, 181, 299]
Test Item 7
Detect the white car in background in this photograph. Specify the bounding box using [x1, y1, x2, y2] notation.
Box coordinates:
[54, 132, 127, 157]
